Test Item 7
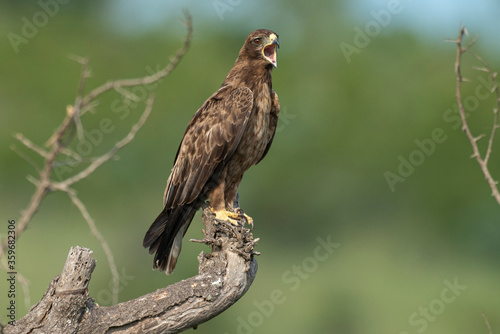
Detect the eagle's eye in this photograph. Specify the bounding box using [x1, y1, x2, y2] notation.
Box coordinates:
[253, 38, 262, 45]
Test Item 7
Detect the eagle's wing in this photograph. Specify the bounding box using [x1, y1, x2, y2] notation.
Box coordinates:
[257, 89, 280, 164]
[164, 85, 254, 208]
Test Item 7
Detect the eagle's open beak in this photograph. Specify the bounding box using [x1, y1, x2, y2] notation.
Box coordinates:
[263, 34, 279, 68]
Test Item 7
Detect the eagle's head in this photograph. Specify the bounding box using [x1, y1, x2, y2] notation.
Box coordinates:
[242, 29, 280, 68]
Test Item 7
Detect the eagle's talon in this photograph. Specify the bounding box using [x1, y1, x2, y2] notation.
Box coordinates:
[212, 208, 243, 226]
[234, 209, 254, 229]
[246, 214, 254, 230]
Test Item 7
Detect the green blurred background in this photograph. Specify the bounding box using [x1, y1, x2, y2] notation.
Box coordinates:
[1, 0, 500, 333]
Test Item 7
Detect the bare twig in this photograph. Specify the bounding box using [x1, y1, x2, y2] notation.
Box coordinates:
[58, 94, 154, 188]
[59, 147, 82, 162]
[455, 26, 500, 205]
[466, 49, 500, 164]
[16, 274, 31, 311]
[14, 133, 49, 159]
[44, 105, 76, 148]
[73, 56, 90, 142]
[482, 313, 493, 334]
[67, 191, 119, 305]
[10, 144, 40, 172]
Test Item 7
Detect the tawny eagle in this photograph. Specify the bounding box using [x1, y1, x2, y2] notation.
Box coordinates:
[143, 29, 280, 274]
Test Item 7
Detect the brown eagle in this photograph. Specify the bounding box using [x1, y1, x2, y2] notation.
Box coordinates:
[143, 29, 280, 274]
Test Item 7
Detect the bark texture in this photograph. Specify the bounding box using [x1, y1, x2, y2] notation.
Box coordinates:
[6, 207, 258, 334]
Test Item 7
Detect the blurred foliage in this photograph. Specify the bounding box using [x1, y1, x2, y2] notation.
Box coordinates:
[1, 0, 499, 333]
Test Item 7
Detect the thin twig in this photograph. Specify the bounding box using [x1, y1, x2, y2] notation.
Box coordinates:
[485, 83, 499, 164]
[58, 94, 154, 188]
[59, 147, 83, 161]
[17, 273, 31, 311]
[14, 133, 49, 159]
[482, 313, 493, 334]
[10, 144, 40, 172]
[114, 86, 142, 102]
[0, 107, 70, 261]
[73, 57, 90, 142]
[466, 49, 500, 164]
[45, 105, 76, 148]
[455, 26, 500, 205]
[67, 190, 120, 305]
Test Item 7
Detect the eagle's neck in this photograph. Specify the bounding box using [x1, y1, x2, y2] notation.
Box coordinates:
[224, 58, 273, 92]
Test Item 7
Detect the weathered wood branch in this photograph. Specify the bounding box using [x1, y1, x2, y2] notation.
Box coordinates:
[6, 208, 258, 334]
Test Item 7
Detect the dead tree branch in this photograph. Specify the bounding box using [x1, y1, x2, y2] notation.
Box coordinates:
[0, 11, 193, 307]
[454, 26, 500, 205]
[6, 208, 259, 334]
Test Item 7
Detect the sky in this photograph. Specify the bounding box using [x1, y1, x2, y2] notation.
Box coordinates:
[102, 0, 500, 50]
[346, 0, 500, 48]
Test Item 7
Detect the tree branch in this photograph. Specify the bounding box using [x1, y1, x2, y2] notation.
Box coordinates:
[57, 94, 154, 188]
[0, 12, 193, 310]
[67, 190, 120, 305]
[454, 26, 500, 205]
[6, 208, 259, 334]
[37, 96, 155, 306]
[1, 12, 193, 258]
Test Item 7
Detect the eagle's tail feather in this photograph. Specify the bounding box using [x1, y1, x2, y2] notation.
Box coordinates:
[143, 203, 198, 274]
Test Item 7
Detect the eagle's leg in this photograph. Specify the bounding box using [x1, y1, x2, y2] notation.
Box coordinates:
[235, 208, 254, 229]
[226, 184, 254, 229]
[209, 177, 241, 225]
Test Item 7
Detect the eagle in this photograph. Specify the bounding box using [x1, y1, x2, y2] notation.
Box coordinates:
[143, 29, 280, 274]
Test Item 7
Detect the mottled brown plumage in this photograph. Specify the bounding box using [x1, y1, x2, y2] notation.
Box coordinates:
[143, 29, 280, 274]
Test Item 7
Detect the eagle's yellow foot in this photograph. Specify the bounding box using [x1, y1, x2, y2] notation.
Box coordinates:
[211, 208, 242, 226]
[235, 209, 254, 230]
[244, 214, 254, 229]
